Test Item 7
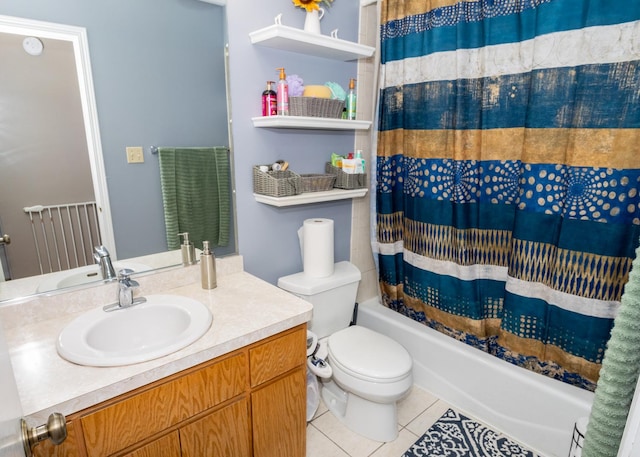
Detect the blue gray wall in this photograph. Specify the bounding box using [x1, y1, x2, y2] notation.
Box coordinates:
[1, 0, 361, 285]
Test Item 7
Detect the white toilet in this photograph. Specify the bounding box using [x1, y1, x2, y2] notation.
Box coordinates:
[278, 261, 413, 442]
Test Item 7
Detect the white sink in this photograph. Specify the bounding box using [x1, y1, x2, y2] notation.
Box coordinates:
[56, 294, 212, 367]
[37, 262, 152, 293]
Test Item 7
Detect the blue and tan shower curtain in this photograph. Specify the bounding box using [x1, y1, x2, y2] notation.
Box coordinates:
[376, 0, 640, 390]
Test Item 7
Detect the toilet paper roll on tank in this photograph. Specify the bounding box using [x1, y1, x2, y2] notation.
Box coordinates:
[297, 218, 334, 278]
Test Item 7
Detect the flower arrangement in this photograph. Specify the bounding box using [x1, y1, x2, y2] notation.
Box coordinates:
[292, 0, 334, 13]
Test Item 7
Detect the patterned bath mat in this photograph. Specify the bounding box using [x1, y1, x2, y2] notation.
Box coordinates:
[403, 409, 539, 457]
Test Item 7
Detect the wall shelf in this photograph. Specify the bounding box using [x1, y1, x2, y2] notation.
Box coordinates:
[252, 116, 371, 130]
[249, 24, 375, 61]
[254, 188, 368, 207]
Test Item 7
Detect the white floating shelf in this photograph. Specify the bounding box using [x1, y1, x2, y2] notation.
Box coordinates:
[249, 24, 375, 61]
[254, 188, 368, 207]
[252, 115, 371, 130]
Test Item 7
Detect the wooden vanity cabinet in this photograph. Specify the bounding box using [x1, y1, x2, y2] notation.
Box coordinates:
[32, 324, 306, 457]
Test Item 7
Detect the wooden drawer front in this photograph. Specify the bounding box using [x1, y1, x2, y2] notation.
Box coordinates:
[180, 398, 251, 457]
[32, 420, 83, 457]
[81, 353, 246, 456]
[251, 368, 306, 457]
[249, 326, 306, 387]
[121, 432, 180, 457]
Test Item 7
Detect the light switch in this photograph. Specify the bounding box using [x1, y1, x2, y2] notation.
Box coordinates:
[126, 146, 144, 164]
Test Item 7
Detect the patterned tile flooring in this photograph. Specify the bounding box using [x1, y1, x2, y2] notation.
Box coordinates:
[306, 385, 537, 457]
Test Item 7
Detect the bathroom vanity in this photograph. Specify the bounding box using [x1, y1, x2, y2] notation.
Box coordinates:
[0, 256, 312, 457]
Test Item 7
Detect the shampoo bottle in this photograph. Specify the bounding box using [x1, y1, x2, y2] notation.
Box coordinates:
[276, 67, 289, 116]
[262, 81, 277, 116]
[200, 241, 217, 289]
[346, 78, 357, 120]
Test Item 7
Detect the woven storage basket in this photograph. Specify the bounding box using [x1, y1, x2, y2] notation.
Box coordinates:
[289, 97, 345, 118]
[300, 174, 337, 193]
[253, 166, 302, 197]
[325, 163, 367, 189]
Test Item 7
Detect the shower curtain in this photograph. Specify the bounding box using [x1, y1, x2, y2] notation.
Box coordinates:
[375, 0, 640, 390]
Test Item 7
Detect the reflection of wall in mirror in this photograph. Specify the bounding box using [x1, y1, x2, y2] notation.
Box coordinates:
[0, 0, 234, 295]
[0, 32, 94, 280]
[0, 1, 232, 263]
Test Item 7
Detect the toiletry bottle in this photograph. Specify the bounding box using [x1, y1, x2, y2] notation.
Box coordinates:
[355, 150, 365, 174]
[276, 67, 289, 116]
[262, 81, 277, 116]
[200, 240, 217, 289]
[346, 78, 357, 120]
[178, 232, 196, 266]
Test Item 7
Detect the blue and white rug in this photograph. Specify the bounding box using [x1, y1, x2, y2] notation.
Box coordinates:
[403, 409, 539, 457]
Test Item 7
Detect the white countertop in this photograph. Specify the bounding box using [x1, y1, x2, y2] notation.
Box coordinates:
[0, 256, 313, 423]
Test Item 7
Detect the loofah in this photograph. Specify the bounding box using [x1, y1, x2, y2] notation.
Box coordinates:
[324, 81, 346, 100]
[582, 237, 640, 457]
[287, 74, 304, 97]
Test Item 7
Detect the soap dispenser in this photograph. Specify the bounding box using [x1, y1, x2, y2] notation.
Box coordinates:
[178, 232, 196, 266]
[200, 241, 217, 289]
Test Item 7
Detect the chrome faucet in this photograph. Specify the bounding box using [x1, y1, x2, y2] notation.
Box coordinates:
[93, 245, 116, 280]
[103, 269, 147, 312]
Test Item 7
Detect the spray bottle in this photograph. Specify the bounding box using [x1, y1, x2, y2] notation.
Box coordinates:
[262, 81, 277, 116]
[346, 78, 357, 120]
[276, 67, 289, 116]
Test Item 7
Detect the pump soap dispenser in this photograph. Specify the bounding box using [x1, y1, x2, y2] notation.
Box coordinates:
[178, 232, 197, 266]
[276, 67, 289, 116]
[200, 241, 217, 289]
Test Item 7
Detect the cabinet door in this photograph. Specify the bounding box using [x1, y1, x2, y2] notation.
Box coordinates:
[251, 369, 306, 457]
[180, 398, 250, 457]
[32, 420, 84, 457]
[121, 432, 180, 457]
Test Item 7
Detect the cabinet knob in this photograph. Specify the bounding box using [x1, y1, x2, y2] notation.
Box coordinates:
[21, 412, 67, 456]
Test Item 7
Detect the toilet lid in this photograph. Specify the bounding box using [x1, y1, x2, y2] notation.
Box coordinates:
[328, 326, 412, 383]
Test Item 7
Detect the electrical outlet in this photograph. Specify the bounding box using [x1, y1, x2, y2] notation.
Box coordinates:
[126, 146, 144, 164]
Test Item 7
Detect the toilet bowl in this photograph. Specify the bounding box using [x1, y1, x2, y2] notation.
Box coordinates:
[278, 262, 413, 442]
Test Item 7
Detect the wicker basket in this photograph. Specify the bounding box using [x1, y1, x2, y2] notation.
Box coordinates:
[289, 97, 345, 118]
[253, 166, 302, 197]
[325, 163, 367, 189]
[300, 174, 337, 193]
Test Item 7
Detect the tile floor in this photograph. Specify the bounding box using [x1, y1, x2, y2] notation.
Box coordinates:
[307, 385, 453, 457]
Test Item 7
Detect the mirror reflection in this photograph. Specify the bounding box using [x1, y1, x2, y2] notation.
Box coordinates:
[0, 1, 235, 302]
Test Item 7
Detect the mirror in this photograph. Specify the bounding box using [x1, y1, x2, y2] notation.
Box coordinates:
[0, 2, 235, 303]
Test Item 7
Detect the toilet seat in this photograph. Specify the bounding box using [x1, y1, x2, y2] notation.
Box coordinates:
[328, 326, 412, 384]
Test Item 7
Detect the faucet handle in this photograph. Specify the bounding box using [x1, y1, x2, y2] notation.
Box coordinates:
[117, 268, 134, 280]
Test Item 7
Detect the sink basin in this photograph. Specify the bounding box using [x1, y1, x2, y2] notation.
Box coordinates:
[56, 294, 212, 367]
[37, 262, 152, 293]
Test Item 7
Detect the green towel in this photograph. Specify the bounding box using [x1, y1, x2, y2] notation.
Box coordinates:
[582, 237, 640, 457]
[158, 147, 231, 251]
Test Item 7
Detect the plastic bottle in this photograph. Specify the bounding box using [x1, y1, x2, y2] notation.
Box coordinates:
[262, 81, 277, 116]
[355, 150, 365, 174]
[346, 78, 357, 120]
[200, 240, 217, 289]
[276, 67, 289, 116]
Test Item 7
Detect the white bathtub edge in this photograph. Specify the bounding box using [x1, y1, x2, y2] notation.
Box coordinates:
[357, 298, 594, 457]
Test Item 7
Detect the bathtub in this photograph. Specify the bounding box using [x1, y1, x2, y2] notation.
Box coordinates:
[357, 299, 594, 457]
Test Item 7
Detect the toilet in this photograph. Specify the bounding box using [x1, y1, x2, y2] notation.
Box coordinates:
[278, 261, 413, 442]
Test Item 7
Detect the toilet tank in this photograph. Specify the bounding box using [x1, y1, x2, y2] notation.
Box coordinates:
[277, 261, 361, 338]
